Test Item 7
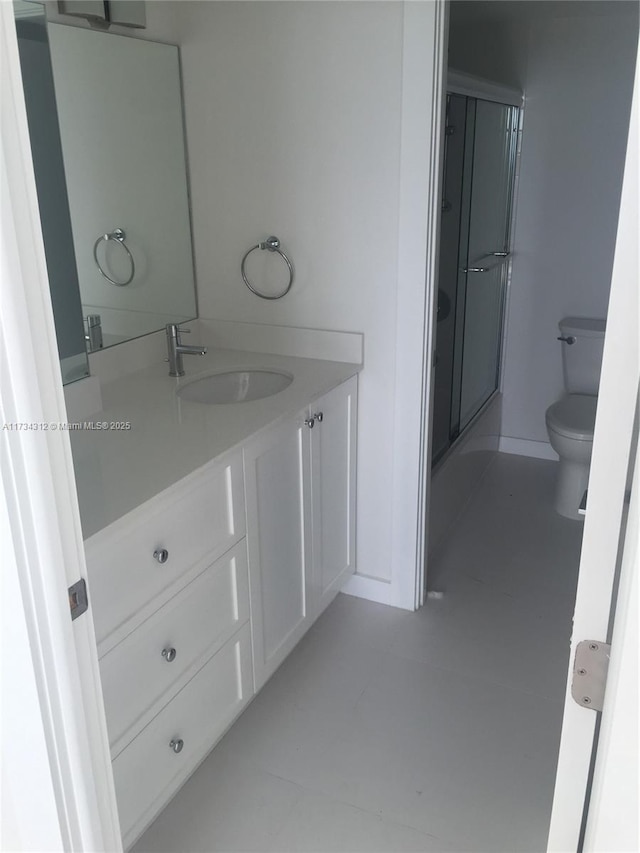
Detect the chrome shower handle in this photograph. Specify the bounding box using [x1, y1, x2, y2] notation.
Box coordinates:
[486, 251, 510, 257]
[462, 267, 489, 273]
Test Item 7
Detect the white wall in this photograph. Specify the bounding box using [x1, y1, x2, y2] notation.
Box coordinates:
[176, 2, 405, 585]
[449, 1, 638, 446]
[39, 0, 443, 605]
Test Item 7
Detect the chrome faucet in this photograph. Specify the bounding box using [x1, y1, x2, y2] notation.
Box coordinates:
[84, 314, 103, 351]
[166, 323, 207, 377]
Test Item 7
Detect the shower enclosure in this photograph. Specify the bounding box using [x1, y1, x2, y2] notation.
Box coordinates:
[432, 93, 519, 465]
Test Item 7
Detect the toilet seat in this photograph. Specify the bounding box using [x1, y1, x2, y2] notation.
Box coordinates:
[546, 394, 598, 441]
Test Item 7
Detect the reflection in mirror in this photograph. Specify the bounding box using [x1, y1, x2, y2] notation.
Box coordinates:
[49, 25, 197, 349]
[15, 7, 198, 384]
[15, 2, 90, 384]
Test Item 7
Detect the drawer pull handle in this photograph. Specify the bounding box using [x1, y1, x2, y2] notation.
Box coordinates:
[161, 647, 177, 663]
[153, 548, 169, 564]
[304, 416, 315, 429]
[169, 738, 184, 754]
[314, 411, 323, 423]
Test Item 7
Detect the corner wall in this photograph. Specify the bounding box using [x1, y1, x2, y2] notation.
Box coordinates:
[175, 1, 441, 601]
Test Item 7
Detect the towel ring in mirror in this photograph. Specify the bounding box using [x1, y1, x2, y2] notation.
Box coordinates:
[93, 227, 135, 286]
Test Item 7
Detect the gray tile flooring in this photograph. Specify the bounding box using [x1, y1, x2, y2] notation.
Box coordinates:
[133, 454, 584, 852]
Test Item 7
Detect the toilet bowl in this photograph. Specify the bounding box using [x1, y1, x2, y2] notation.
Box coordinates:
[545, 317, 605, 520]
[546, 394, 598, 519]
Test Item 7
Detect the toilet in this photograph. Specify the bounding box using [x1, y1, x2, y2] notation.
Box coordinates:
[545, 317, 606, 520]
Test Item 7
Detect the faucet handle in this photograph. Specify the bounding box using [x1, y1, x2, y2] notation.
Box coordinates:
[166, 323, 191, 341]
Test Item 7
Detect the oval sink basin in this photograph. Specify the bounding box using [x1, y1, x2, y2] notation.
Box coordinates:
[177, 369, 293, 404]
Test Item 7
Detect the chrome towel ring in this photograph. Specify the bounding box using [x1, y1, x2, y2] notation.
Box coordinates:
[93, 227, 135, 286]
[241, 236, 294, 300]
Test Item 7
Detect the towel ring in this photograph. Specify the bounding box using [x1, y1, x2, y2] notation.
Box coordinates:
[93, 228, 135, 286]
[241, 236, 294, 300]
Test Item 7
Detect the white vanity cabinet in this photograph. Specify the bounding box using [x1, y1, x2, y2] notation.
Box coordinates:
[82, 374, 358, 848]
[243, 414, 313, 691]
[245, 375, 357, 691]
[98, 541, 250, 755]
[84, 454, 246, 651]
[112, 623, 253, 847]
[83, 450, 254, 848]
[309, 375, 358, 613]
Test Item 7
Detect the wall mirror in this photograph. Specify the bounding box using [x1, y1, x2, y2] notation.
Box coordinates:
[14, 2, 197, 384]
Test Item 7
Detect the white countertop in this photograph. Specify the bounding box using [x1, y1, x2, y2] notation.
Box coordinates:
[71, 348, 360, 539]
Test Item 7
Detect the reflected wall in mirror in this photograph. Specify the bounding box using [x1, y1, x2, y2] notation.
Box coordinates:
[15, 3, 90, 384]
[15, 4, 197, 383]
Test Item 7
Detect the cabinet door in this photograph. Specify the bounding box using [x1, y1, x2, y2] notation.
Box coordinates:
[244, 415, 312, 691]
[310, 376, 358, 615]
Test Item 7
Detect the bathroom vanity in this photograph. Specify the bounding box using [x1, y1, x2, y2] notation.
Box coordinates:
[74, 348, 358, 848]
[15, 10, 363, 845]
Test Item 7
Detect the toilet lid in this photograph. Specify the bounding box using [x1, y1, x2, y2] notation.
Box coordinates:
[546, 394, 598, 441]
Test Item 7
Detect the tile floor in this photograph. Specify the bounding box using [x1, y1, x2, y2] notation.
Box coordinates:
[133, 453, 585, 853]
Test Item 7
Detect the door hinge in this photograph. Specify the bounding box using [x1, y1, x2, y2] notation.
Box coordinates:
[68, 578, 89, 621]
[571, 640, 611, 712]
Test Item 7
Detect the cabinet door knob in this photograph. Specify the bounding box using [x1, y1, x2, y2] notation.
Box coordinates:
[314, 412, 323, 423]
[161, 647, 177, 663]
[169, 738, 184, 754]
[153, 548, 169, 564]
[304, 417, 315, 429]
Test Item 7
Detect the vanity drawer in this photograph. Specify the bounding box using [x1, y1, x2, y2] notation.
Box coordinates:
[85, 453, 245, 647]
[100, 540, 249, 755]
[113, 622, 253, 849]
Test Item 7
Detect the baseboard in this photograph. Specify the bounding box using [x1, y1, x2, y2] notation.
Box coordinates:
[341, 573, 396, 607]
[499, 436, 558, 461]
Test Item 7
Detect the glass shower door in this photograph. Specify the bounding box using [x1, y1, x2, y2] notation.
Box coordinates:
[456, 100, 518, 432]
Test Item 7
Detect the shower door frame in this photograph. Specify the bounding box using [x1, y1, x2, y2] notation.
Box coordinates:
[431, 73, 524, 475]
[447, 72, 523, 434]
[451, 94, 520, 446]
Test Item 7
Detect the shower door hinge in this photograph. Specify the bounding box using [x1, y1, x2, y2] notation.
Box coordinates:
[571, 640, 611, 712]
[68, 578, 89, 621]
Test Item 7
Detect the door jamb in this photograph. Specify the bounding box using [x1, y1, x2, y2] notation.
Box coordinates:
[1, 4, 122, 849]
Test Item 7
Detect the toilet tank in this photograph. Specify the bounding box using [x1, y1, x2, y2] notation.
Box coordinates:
[559, 317, 606, 395]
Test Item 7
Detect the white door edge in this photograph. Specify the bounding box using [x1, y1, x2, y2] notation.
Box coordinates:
[546, 46, 639, 852]
[1, 5, 121, 850]
[583, 440, 639, 852]
[391, 0, 447, 611]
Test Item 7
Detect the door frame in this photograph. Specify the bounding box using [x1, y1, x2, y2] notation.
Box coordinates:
[582, 443, 638, 852]
[546, 48, 639, 851]
[1, 4, 122, 849]
[418, 64, 525, 604]
[2, 0, 637, 846]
